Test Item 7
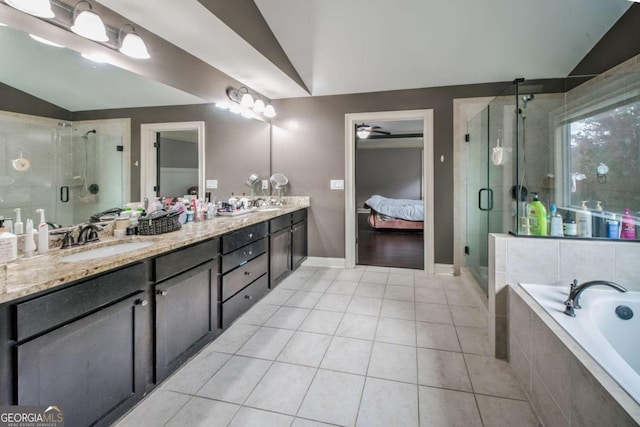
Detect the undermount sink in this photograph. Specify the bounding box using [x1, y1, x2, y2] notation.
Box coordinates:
[258, 207, 282, 212]
[60, 241, 155, 263]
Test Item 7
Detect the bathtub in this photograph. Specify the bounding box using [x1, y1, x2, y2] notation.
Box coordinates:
[520, 283, 640, 406]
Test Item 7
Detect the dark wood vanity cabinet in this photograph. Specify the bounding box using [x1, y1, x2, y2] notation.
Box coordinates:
[154, 238, 220, 383]
[270, 208, 308, 288]
[13, 262, 150, 427]
[292, 209, 308, 270]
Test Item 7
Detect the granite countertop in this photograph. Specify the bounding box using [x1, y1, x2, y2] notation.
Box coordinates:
[0, 200, 309, 304]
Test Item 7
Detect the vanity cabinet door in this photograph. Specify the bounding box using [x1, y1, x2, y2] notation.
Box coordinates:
[270, 227, 291, 286]
[155, 260, 219, 383]
[16, 293, 149, 427]
[292, 219, 308, 270]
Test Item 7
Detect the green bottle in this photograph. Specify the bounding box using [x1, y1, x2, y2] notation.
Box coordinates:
[528, 193, 548, 236]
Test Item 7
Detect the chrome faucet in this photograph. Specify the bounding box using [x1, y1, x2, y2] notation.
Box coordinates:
[563, 279, 627, 317]
[77, 224, 101, 245]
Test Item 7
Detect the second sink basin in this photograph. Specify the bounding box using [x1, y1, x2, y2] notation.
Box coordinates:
[60, 241, 155, 263]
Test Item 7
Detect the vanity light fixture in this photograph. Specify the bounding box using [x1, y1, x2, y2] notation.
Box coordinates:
[5, 0, 54, 19]
[29, 34, 64, 47]
[70, 1, 108, 42]
[226, 86, 276, 118]
[252, 98, 266, 113]
[263, 103, 276, 118]
[118, 24, 150, 59]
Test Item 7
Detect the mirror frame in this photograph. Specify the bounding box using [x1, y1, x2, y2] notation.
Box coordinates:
[140, 121, 206, 203]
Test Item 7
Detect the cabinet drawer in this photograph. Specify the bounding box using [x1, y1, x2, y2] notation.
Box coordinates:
[222, 253, 268, 301]
[222, 237, 267, 273]
[292, 208, 307, 224]
[222, 274, 268, 328]
[222, 222, 268, 254]
[16, 262, 146, 342]
[269, 214, 291, 233]
[154, 238, 219, 282]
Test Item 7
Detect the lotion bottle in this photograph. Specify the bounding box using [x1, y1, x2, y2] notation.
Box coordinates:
[549, 204, 563, 237]
[607, 213, 619, 239]
[24, 219, 36, 257]
[563, 212, 577, 237]
[0, 218, 18, 264]
[621, 208, 636, 240]
[13, 208, 23, 235]
[36, 208, 49, 254]
[576, 201, 592, 237]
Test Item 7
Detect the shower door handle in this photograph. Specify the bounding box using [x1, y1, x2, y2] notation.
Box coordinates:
[60, 186, 69, 203]
[478, 188, 493, 211]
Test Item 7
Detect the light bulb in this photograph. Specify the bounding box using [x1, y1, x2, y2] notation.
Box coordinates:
[6, 0, 54, 19]
[253, 99, 265, 113]
[120, 31, 150, 59]
[240, 92, 254, 108]
[263, 104, 276, 118]
[71, 9, 108, 42]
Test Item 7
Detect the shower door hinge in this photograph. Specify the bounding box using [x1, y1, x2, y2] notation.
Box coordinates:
[154, 142, 159, 148]
[153, 186, 159, 192]
[464, 245, 470, 255]
[116, 145, 123, 151]
[465, 133, 470, 142]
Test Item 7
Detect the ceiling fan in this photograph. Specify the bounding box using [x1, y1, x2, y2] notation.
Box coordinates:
[356, 123, 390, 139]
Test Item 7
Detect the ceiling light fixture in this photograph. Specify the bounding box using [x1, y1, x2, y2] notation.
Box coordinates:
[226, 86, 276, 119]
[70, 1, 108, 42]
[118, 24, 150, 59]
[5, 0, 54, 19]
[29, 34, 64, 47]
[356, 124, 371, 139]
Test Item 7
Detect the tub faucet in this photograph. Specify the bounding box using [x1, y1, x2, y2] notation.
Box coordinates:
[563, 279, 627, 317]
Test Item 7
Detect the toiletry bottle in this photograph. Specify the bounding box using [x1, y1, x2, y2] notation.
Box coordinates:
[549, 204, 563, 237]
[36, 208, 48, 254]
[607, 213, 619, 239]
[563, 212, 577, 237]
[576, 201, 592, 237]
[528, 193, 547, 236]
[13, 208, 23, 235]
[621, 208, 636, 240]
[24, 219, 36, 257]
[0, 218, 18, 264]
[592, 201, 606, 238]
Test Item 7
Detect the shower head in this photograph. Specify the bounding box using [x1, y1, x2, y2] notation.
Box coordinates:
[82, 129, 97, 139]
[521, 94, 535, 107]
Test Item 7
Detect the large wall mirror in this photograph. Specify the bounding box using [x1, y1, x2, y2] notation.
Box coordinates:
[0, 18, 271, 228]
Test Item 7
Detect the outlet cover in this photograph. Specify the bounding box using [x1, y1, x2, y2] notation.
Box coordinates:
[262, 179, 269, 190]
[206, 179, 218, 189]
[330, 180, 345, 190]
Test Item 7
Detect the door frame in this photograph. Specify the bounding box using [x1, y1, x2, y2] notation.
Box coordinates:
[140, 121, 205, 202]
[345, 109, 435, 274]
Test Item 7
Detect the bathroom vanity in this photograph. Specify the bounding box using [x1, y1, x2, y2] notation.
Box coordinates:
[0, 204, 308, 427]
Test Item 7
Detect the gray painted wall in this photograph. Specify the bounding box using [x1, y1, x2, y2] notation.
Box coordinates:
[159, 137, 198, 168]
[356, 148, 422, 208]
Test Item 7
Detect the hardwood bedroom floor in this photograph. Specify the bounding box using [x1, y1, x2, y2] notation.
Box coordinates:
[357, 213, 424, 270]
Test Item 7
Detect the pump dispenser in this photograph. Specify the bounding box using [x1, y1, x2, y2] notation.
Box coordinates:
[592, 201, 607, 238]
[549, 204, 563, 237]
[13, 208, 23, 235]
[24, 219, 36, 257]
[528, 193, 547, 236]
[0, 218, 17, 264]
[621, 208, 636, 240]
[576, 201, 592, 237]
[36, 209, 48, 254]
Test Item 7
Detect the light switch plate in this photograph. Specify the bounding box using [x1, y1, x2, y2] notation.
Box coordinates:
[262, 179, 269, 190]
[206, 179, 218, 189]
[330, 180, 345, 190]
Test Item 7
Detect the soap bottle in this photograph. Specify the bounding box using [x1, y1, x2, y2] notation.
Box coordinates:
[563, 212, 577, 236]
[576, 201, 592, 237]
[592, 201, 607, 238]
[607, 213, 619, 238]
[0, 218, 18, 264]
[621, 208, 636, 240]
[549, 204, 563, 237]
[36, 208, 48, 254]
[13, 208, 23, 235]
[24, 219, 36, 258]
[528, 193, 547, 236]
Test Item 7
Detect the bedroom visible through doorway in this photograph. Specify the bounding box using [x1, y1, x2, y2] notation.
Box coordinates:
[356, 120, 424, 269]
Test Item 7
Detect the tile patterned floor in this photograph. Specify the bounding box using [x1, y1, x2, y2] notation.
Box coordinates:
[115, 266, 541, 427]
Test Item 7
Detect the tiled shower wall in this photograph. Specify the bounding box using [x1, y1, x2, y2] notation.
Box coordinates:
[488, 233, 640, 358]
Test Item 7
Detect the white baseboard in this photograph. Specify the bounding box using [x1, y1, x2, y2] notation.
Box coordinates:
[302, 257, 346, 268]
[434, 264, 455, 276]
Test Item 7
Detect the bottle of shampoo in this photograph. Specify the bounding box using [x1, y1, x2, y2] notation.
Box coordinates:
[563, 212, 577, 237]
[621, 208, 636, 240]
[607, 213, 619, 239]
[549, 204, 563, 237]
[528, 193, 547, 236]
[592, 201, 607, 238]
[36, 209, 48, 254]
[576, 201, 592, 237]
[0, 218, 18, 264]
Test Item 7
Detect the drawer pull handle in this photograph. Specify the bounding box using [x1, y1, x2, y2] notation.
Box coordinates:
[136, 299, 149, 307]
[248, 233, 253, 238]
[244, 295, 253, 300]
[244, 271, 252, 276]
[157, 290, 168, 296]
[244, 250, 253, 256]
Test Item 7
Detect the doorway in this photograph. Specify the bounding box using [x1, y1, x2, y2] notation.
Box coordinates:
[140, 122, 205, 202]
[345, 110, 434, 274]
